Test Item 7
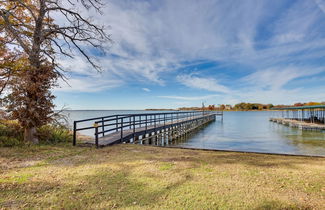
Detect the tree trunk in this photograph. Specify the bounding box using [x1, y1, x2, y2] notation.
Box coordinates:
[24, 127, 39, 144]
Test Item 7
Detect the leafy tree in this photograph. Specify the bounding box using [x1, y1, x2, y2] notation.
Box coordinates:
[294, 103, 304, 107]
[0, 0, 111, 143]
[208, 105, 215, 110]
[266, 104, 274, 109]
[305, 102, 321, 106]
[0, 40, 19, 96]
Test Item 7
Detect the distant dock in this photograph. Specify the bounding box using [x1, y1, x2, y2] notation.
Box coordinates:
[270, 105, 325, 131]
[270, 118, 325, 131]
[73, 111, 223, 147]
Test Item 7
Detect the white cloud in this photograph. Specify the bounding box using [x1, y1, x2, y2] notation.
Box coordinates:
[242, 67, 324, 90]
[98, 0, 325, 82]
[158, 94, 219, 101]
[53, 0, 325, 105]
[314, 0, 325, 14]
[55, 77, 123, 92]
[234, 87, 325, 105]
[177, 74, 230, 93]
[274, 33, 305, 44]
[142, 88, 150, 92]
[269, 0, 322, 47]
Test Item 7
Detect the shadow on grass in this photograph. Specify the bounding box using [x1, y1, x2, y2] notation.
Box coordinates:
[1, 162, 193, 209]
[41, 144, 325, 176]
[253, 200, 313, 210]
[94, 145, 325, 169]
[85, 168, 192, 208]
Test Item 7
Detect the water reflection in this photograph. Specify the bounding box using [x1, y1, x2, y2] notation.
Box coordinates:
[271, 124, 325, 155]
[166, 111, 325, 156]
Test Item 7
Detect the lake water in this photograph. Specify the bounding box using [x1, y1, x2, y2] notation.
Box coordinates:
[63, 110, 325, 156]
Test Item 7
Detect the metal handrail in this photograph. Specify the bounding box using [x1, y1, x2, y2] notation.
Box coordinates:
[73, 111, 222, 147]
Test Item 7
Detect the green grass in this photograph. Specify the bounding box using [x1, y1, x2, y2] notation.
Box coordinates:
[0, 144, 324, 209]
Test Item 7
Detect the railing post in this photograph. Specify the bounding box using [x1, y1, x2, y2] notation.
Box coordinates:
[116, 115, 118, 132]
[73, 121, 77, 146]
[101, 117, 105, 137]
[145, 115, 148, 130]
[120, 118, 123, 142]
[95, 125, 99, 148]
[133, 115, 135, 133]
[154, 114, 156, 128]
[159, 114, 161, 125]
[164, 113, 166, 128]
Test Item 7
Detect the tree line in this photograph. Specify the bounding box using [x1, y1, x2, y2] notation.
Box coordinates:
[179, 101, 325, 111]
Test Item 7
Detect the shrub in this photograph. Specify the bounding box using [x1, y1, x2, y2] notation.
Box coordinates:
[37, 125, 72, 143]
[0, 120, 23, 141]
[0, 120, 72, 146]
[0, 136, 22, 147]
[0, 120, 23, 146]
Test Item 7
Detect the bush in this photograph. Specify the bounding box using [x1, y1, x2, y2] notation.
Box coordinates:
[0, 120, 72, 146]
[37, 124, 72, 143]
[0, 120, 24, 146]
[0, 136, 22, 147]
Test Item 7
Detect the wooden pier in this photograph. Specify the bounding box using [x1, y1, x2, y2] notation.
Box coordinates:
[73, 111, 223, 147]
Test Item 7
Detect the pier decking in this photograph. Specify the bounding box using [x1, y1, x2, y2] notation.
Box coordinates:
[73, 111, 222, 147]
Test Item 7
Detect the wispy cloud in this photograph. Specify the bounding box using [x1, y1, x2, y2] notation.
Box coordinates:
[177, 75, 230, 93]
[158, 95, 219, 101]
[58, 0, 325, 86]
[55, 77, 123, 92]
[314, 0, 325, 14]
[142, 88, 151, 92]
[241, 67, 324, 90]
[54, 0, 325, 108]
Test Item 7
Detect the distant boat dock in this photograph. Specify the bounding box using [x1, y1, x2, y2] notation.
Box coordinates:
[73, 111, 223, 147]
[270, 105, 325, 131]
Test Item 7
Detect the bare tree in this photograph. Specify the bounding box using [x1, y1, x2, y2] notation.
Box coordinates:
[0, 0, 111, 143]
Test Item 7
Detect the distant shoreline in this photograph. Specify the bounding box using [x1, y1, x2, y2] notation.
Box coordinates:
[58, 109, 278, 112]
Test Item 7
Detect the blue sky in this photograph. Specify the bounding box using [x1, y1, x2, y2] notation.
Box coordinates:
[54, 0, 325, 110]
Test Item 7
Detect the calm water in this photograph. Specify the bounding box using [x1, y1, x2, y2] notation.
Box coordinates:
[63, 110, 325, 156]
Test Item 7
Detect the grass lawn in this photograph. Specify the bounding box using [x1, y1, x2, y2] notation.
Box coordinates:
[0, 144, 324, 209]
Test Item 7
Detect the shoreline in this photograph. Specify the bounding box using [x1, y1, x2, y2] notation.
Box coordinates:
[62, 109, 278, 112]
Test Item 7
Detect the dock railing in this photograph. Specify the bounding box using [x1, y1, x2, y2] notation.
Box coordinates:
[73, 111, 223, 146]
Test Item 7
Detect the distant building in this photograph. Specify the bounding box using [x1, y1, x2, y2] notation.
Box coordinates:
[225, 105, 232, 110]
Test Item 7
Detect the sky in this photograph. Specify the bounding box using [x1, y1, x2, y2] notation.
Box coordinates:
[53, 0, 325, 110]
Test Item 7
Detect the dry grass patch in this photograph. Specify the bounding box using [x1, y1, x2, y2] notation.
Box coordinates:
[0, 144, 324, 209]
